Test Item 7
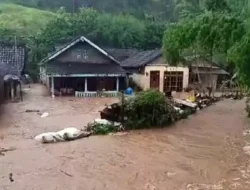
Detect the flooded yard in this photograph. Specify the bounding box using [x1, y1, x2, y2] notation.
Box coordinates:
[0, 84, 250, 190]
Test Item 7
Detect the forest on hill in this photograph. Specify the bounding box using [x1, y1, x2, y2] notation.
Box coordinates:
[4, 0, 246, 21]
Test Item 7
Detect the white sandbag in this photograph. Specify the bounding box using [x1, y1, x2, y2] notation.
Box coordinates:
[56, 127, 81, 138]
[41, 112, 49, 118]
[94, 118, 112, 125]
[34, 132, 58, 143]
[94, 119, 121, 127]
[34, 127, 83, 143]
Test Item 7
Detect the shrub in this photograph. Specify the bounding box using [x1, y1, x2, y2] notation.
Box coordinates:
[86, 123, 118, 135]
[123, 89, 179, 129]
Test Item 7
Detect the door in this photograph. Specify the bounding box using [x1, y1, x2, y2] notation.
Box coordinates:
[150, 71, 160, 90]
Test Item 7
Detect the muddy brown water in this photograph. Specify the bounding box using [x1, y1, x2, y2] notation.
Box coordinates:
[0, 84, 250, 190]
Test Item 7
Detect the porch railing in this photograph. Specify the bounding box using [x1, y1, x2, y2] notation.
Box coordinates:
[75, 91, 119, 97]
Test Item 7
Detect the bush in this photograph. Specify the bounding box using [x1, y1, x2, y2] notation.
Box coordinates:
[86, 123, 118, 135]
[124, 90, 179, 129]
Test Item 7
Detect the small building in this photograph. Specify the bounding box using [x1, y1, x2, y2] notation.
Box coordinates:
[120, 52, 229, 94]
[0, 43, 27, 101]
[120, 50, 189, 93]
[188, 58, 229, 91]
[40, 36, 128, 97]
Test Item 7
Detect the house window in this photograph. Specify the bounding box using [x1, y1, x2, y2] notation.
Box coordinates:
[164, 71, 183, 92]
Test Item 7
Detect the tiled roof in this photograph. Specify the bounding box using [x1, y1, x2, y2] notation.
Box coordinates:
[0, 43, 26, 77]
[46, 62, 127, 75]
[120, 50, 161, 68]
[104, 48, 139, 62]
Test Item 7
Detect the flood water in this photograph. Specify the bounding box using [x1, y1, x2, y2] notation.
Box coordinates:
[0, 84, 250, 190]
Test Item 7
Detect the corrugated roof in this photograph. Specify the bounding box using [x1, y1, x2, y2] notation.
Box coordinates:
[46, 62, 126, 75]
[120, 50, 161, 68]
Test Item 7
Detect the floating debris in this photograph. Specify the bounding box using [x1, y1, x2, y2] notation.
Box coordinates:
[243, 146, 250, 155]
[41, 112, 49, 118]
[0, 147, 16, 156]
[144, 183, 156, 190]
[25, 109, 40, 113]
[9, 173, 14, 182]
[243, 130, 250, 136]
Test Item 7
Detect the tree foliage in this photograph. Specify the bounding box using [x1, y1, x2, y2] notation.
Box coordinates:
[162, 0, 246, 78]
[30, 7, 166, 67]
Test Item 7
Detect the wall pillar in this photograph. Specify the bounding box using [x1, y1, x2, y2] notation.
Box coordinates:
[51, 77, 55, 98]
[116, 77, 119, 91]
[11, 81, 14, 101]
[84, 77, 88, 92]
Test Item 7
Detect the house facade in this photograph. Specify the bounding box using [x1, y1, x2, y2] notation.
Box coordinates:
[120, 52, 228, 94]
[120, 51, 189, 93]
[40, 37, 229, 97]
[40, 36, 127, 97]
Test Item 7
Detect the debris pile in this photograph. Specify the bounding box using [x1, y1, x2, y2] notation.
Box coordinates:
[99, 103, 122, 122]
[99, 90, 224, 132]
[222, 92, 243, 100]
[0, 147, 16, 156]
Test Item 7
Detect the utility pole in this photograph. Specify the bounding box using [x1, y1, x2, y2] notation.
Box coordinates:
[72, 0, 75, 39]
[14, 36, 18, 76]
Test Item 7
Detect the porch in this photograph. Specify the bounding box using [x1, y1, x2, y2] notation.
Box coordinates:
[49, 74, 127, 98]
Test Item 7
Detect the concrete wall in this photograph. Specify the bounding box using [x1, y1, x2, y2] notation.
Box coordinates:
[39, 66, 50, 87]
[131, 59, 189, 93]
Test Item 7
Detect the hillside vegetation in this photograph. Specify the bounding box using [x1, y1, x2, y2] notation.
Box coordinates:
[9, 0, 177, 21]
[0, 3, 56, 36]
[0, 0, 250, 89]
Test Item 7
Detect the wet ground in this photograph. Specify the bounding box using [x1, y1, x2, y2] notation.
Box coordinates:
[0, 84, 250, 190]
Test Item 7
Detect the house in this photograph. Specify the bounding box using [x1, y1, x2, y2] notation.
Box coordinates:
[40, 36, 128, 98]
[120, 50, 189, 93]
[188, 58, 229, 91]
[120, 52, 228, 94]
[0, 43, 27, 101]
[40, 36, 228, 97]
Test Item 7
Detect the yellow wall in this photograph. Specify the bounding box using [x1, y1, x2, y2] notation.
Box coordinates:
[131, 57, 189, 92]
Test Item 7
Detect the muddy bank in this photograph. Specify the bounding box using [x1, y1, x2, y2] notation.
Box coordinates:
[0, 84, 249, 190]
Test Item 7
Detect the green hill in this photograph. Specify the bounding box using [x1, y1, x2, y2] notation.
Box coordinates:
[0, 3, 57, 36]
